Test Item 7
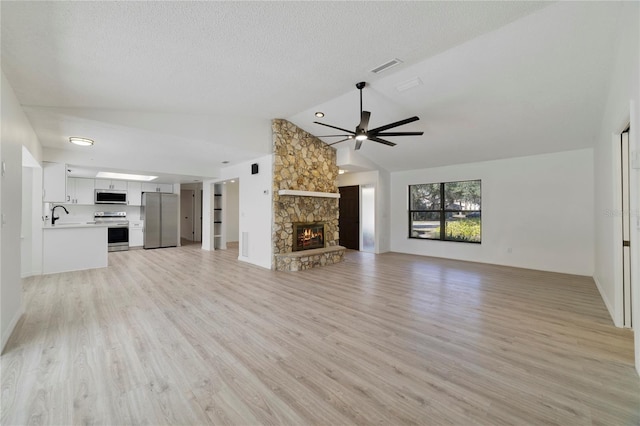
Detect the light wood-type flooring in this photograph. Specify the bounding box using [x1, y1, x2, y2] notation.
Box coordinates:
[2, 244, 639, 425]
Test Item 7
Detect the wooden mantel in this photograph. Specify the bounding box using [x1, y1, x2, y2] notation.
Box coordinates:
[277, 189, 341, 199]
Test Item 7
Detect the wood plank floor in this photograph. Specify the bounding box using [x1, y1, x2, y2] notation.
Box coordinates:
[2, 244, 638, 425]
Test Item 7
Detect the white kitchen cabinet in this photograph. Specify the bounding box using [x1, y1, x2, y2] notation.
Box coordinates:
[43, 162, 67, 203]
[95, 179, 127, 190]
[67, 177, 95, 204]
[127, 182, 142, 206]
[141, 183, 174, 193]
[129, 220, 144, 247]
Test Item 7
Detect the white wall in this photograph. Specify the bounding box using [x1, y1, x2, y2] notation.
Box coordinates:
[377, 168, 391, 253]
[591, 2, 639, 370]
[390, 149, 594, 276]
[203, 155, 273, 269]
[1, 71, 43, 352]
[225, 180, 239, 242]
[21, 167, 33, 277]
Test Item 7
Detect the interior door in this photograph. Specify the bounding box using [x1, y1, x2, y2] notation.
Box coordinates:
[339, 185, 360, 250]
[621, 129, 632, 328]
[181, 189, 195, 241]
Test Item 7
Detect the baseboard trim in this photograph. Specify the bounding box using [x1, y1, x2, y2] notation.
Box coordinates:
[1, 305, 24, 354]
[593, 275, 619, 327]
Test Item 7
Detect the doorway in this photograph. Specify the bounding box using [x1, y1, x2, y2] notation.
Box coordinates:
[620, 127, 632, 328]
[180, 183, 203, 245]
[339, 185, 360, 250]
[180, 189, 195, 242]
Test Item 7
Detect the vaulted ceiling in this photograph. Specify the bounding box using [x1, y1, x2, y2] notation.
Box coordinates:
[1, 1, 630, 180]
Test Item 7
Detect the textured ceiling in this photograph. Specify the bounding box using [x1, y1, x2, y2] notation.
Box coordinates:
[1, 1, 633, 178]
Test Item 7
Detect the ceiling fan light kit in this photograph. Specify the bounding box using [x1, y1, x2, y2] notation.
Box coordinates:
[315, 82, 423, 150]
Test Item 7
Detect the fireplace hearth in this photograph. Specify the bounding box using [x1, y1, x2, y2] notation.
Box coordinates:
[293, 222, 325, 251]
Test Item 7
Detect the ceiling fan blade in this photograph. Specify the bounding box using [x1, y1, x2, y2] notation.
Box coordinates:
[359, 111, 371, 131]
[375, 131, 424, 137]
[368, 116, 419, 134]
[355, 139, 363, 150]
[328, 138, 351, 146]
[369, 136, 396, 147]
[314, 121, 355, 135]
[319, 134, 352, 138]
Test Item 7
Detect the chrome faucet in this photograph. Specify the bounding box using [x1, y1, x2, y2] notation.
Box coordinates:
[51, 205, 69, 225]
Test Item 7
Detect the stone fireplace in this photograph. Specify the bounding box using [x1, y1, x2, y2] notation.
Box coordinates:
[293, 222, 325, 251]
[272, 119, 345, 271]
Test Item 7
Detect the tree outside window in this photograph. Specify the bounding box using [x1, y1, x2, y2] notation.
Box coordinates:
[409, 180, 481, 243]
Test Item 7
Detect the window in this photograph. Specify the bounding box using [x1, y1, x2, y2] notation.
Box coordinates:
[409, 180, 481, 243]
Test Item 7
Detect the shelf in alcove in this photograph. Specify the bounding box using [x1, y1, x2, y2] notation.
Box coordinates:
[214, 194, 222, 196]
[214, 208, 222, 211]
[214, 221, 222, 223]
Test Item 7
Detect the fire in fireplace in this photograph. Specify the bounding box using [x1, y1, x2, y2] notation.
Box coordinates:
[293, 222, 325, 251]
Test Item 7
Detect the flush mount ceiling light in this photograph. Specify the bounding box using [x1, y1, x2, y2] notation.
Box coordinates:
[96, 171, 158, 181]
[315, 112, 325, 118]
[69, 137, 94, 146]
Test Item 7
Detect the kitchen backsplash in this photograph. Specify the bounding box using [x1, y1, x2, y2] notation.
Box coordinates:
[44, 204, 143, 225]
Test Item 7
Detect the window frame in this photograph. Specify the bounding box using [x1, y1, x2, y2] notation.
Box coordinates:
[408, 180, 482, 243]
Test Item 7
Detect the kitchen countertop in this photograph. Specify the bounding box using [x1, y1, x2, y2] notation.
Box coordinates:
[43, 222, 110, 229]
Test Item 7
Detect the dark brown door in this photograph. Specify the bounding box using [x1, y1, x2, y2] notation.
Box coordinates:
[339, 185, 360, 250]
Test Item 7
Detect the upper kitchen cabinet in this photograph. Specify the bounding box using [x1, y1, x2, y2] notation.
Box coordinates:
[43, 162, 67, 202]
[95, 179, 127, 190]
[127, 181, 142, 206]
[67, 178, 95, 204]
[141, 183, 174, 193]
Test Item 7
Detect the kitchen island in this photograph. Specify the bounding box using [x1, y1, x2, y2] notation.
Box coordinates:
[43, 223, 109, 274]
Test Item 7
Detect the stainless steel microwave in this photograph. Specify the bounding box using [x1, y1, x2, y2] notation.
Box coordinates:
[95, 189, 128, 204]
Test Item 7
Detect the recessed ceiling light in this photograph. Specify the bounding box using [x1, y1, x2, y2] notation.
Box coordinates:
[315, 112, 325, 118]
[69, 137, 94, 146]
[338, 169, 346, 175]
[230, 180, 235, 183]
[96, 171, 157, 181]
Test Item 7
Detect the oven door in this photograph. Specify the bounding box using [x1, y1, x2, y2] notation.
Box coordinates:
[108, 226, 129, 251]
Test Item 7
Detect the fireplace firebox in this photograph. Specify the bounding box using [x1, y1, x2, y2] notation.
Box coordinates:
[293, 222, 325, 251]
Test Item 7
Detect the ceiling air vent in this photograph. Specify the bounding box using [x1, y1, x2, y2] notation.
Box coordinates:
[370, 58, 403, 74]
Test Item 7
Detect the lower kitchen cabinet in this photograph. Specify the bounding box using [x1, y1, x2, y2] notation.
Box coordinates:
[43, 226, 108, 274]
[129, 220, 144, 247]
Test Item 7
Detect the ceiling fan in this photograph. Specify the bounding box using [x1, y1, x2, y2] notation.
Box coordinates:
[315, 81, 424, 150]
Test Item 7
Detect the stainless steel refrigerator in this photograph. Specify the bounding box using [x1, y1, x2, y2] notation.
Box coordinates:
[142, 192, 178, 249]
